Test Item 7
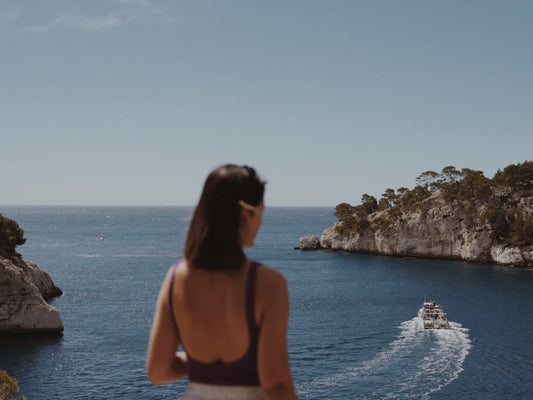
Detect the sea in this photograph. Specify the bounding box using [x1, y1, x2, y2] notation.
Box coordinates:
[1, 206, 533, 400]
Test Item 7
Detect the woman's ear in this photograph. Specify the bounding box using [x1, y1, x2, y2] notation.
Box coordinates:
[240, 207, 253, 224]
[239, 207, 246, 223]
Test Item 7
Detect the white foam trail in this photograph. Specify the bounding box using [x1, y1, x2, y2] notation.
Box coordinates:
[302, 317, 472, 399]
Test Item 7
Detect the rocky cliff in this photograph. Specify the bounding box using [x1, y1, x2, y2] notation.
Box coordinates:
[0, 253, 63, 333]
[301, 163, 533, 267]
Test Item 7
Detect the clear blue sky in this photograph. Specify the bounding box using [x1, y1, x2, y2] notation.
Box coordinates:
[2, 1, 532, 207]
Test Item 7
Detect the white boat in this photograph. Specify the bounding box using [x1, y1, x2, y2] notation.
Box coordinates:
[418, 301, 449, 329]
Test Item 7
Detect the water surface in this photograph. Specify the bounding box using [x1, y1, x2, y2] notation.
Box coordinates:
[1, 206, 532, 399]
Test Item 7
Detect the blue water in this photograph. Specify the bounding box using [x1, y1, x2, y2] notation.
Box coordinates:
[2, 206, 533, 399]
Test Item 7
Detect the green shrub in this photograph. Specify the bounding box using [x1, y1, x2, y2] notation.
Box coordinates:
[334, 216, 371, 235]
[373, 216, 391, 228]
[334, 203, 355, 221]
[481, 204, 510, 240]
[0, 214, 26, 255]
[493, 161, 533, 187]
[508, 215, 533, 246]
[0, 371, 26, 400]
[334, 215, 358, 235]
[355, 217, 370, 232]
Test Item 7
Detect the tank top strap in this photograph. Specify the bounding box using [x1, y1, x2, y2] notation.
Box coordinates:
[246, 261, 260, 332]
[167, 262, 181, 338]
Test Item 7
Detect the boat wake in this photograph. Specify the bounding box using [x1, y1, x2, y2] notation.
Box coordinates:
[301, 317, 471, 399]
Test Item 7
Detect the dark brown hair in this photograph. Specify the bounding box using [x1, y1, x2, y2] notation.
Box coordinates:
[184, 164, 265, 270]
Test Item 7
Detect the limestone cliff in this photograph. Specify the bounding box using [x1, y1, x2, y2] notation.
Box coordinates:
[0, 211, 63, 333]
[0, 254, 63, 333]
[303, 163, 533, 267]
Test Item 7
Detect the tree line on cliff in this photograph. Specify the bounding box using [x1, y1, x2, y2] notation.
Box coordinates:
[334, 161, 533, 247]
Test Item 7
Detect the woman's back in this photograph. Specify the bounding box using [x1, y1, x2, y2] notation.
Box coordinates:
[171, 260, 258, 365]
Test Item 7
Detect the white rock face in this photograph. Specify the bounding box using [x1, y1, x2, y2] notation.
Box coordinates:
[299, 235, 321, 250]
[20, 260, 63, 300]
[491, 244, 533, 266]
[0, 257, 63, 333]
[319, 193, 533, 267]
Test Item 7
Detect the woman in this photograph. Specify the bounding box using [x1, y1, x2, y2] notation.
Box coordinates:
[146, 164, 299, 400]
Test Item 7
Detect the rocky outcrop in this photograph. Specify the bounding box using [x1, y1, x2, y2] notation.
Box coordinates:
[299, 235, 321, 250]
[0, 255, 63, 333]
[305, 190, 533, 267]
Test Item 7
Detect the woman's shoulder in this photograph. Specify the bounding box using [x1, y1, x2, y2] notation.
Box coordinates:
[255, 263, 288, 296]
[168, 260, 189, 277]
[163, 260, 190, 291]
[254, 263, 289, 324]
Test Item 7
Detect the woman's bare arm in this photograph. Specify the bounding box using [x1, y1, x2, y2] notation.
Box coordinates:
[257, 267, 299, 400]
[146, 268, 189, 384]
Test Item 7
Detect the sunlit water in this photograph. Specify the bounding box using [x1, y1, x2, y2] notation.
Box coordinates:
[1, 206, 533, 399]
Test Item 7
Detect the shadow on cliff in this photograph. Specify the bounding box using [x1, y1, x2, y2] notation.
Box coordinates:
[0, 332, 63, 358]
